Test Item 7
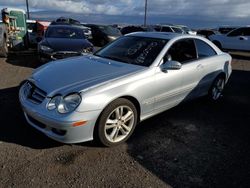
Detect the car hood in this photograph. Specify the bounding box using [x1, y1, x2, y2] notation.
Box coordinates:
[31, 55, 145, 97]
[44, 38, 92, 52]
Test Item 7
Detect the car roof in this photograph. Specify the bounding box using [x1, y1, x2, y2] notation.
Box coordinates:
[126, 32, 213, 42]
[126, 32, 183, 39]
[48, 24, 83, 30]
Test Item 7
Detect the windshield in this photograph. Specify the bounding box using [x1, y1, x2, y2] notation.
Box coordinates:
[46, 27, 85, 39]
[98, 25, 121, 36]
[95, 36, 168, 67]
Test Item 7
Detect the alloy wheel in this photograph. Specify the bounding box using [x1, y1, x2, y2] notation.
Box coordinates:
[212, 78, 225, 100]
[104, 105, 135, 143]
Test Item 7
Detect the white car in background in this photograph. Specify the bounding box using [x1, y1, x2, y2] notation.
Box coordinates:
[209, 26, 250, 51]
[154, 24, 185, 34]
[176, 25, 197, 35]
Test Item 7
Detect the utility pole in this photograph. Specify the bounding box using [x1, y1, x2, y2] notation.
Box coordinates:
[144, 0, 148, 26]
[26, 0, 30, 19]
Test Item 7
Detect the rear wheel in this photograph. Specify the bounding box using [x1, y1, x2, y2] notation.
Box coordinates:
[208, 76, 225, 101]
[96, 98, 138, 147]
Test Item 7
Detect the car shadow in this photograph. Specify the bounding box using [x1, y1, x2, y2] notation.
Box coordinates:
[5, 52, 43, 69]
[0, 86, 62, 149]
[230, 52, 250, 61]
[126, 70, 250, 187]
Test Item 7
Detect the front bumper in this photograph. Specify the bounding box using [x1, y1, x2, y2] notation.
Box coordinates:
[39, 50, 84, 63]
[19, 83, 102, 144]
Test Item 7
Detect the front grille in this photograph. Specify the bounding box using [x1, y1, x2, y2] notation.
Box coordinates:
[24, 81, 47, 104]
[51, 51, 82, 60]
[27, 114, 46, 129]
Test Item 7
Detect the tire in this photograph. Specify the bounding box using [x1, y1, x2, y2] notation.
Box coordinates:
[213, 41, 222, 50]
[208, 76, 225, 101]
[95, 98, 138, 147]
[0, 37, 8, 57]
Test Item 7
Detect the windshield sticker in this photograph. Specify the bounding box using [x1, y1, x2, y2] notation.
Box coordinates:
[135, 42, 158, 64]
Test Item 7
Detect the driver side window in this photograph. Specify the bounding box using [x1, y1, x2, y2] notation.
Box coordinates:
[163, 39, 197, 64]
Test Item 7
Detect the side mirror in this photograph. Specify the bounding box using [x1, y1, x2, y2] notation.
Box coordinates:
[239, 36, 248, 41]
[160, 61, 182, 72]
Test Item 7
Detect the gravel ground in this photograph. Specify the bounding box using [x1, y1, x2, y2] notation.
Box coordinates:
[0, 53, 249, 188]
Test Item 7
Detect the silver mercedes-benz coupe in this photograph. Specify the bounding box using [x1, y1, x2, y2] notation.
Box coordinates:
[19, 32, 232, 146]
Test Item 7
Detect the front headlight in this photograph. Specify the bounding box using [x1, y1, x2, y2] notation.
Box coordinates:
[82, 46, 93, 53]
[40, 45, 53, 52]
[47, 93, 81, 114]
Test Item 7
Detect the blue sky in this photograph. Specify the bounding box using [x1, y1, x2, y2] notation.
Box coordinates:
[1, 0, 250, 28]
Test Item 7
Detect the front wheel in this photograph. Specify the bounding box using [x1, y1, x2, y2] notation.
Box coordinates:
[96, 98, 138, 147]
[0, 38, 8, 57]
[208, 76, 225, 101]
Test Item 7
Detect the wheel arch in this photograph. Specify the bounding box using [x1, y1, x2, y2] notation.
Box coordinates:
[97, 95, 141, 124]
[120, 95, 141, 123]
[216, 71, 226, 80]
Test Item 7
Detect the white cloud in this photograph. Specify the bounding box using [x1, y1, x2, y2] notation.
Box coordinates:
[1, 0, 250, 18]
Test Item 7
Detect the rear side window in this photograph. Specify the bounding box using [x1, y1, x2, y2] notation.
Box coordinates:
[165, 39, 197, 64]
[195, 39, 217, 58]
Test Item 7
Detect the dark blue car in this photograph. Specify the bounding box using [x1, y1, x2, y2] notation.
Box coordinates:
[38, 25, 93, 62]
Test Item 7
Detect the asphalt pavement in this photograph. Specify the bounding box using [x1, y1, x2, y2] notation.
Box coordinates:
[0, 53, 249, 188]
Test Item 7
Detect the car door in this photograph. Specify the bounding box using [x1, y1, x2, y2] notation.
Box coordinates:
[194, 39, 221, 95]
[223, 27, 250, 51]
[153, 39, 201, 112]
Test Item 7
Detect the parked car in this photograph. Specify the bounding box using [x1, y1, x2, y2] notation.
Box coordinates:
[85, 24, 122, 46]
[50, 18, 92, 40]
[19, 32, 232, 146]
[80, 24, 92, 39]
[120, 25, 155, 35]
[154, 24, 185, 34]
[35, 21, 50, 43]
[217, 26, 238, 34]
[209, 26, 250, 51]
[26, 19, 38, 47]
[197, 29, 220, 38]
[176, 25, 197, 35]
[38, 25, 93, 62]
[26, 19, 36, 33]
[53, 17, 80, 25]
